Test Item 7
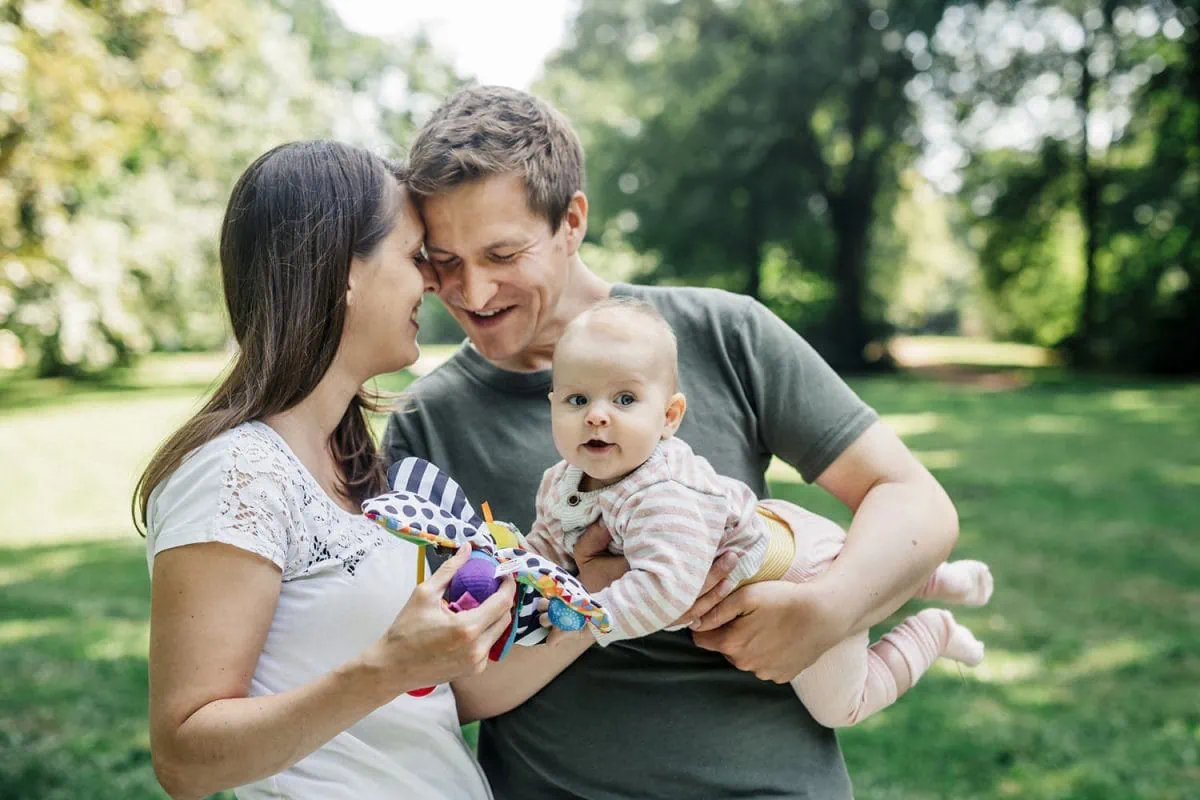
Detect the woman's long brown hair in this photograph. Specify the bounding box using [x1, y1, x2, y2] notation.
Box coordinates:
[133, 141, 402, 532]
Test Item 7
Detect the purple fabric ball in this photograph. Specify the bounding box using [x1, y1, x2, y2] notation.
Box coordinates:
[446, 553, 502, 606]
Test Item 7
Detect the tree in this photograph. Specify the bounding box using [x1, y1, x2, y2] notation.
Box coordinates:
[936, 0, 1199, 371]
[543, 0, 952, 369]
[0, 0, 461, 375]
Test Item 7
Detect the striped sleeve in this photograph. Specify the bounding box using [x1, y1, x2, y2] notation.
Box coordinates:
[523, 464, 576, 571]
[592, 481, 726, 646]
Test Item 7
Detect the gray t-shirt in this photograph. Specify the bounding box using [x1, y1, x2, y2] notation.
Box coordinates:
[383, 283, 877, 799]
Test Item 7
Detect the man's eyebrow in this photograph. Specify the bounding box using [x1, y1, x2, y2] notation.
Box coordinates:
[485, 238, 531, 251]
[426, 238, 530, 256]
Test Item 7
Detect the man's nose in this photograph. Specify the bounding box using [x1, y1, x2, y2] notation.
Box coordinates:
[458, 263, 499, 310]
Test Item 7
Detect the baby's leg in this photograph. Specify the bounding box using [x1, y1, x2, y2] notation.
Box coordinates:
[793, 609, 984, 728]
[916, 560, 994, 607]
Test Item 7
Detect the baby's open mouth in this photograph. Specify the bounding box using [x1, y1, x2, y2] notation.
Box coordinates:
[583, 440, 614, 452]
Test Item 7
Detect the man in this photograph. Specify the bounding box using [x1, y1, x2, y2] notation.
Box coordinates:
[383, 85, 959, 799]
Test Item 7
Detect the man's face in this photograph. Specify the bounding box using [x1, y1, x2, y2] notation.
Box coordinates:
[421, 174, 577, 366]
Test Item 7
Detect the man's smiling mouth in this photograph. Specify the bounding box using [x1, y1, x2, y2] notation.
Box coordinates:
[462, 305, 515, 322]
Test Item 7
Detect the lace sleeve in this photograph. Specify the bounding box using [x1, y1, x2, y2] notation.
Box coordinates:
[148, 428, 294, 572]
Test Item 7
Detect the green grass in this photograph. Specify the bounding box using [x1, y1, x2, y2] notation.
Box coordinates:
[1, 345, 1196, 798]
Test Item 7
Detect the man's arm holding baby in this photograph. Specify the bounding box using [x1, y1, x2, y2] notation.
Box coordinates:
[690, 422, 958, 682]
[686, 298, 957, 683]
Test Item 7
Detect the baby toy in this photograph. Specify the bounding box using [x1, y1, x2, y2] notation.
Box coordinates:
[362, 458, 611, 695]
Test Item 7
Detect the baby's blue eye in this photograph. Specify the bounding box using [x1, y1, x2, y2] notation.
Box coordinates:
[615, 393, 636, 407]
[566, 395, 588, 407]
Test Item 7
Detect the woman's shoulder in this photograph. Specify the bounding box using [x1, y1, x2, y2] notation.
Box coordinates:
[157, 422, 291, 496]
[146, 421, 302, 569]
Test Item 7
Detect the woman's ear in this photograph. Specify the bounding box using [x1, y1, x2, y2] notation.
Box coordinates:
[346, 256, 364, 307]
[662, 392, 687, 438]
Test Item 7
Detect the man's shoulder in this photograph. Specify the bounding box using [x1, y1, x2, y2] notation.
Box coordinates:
[617, 283, 756, 319]
[615, 285, 771, 369]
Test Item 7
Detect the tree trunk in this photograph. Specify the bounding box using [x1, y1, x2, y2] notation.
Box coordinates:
[745, 192, 762, 301]
[1077, 40, 1101, 366]
[828, 193, 871, 371]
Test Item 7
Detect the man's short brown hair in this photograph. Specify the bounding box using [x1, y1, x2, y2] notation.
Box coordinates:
[405, 85, 585, 230]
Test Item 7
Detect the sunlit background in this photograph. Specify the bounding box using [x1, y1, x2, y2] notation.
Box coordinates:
[1, 1, 1197, 798]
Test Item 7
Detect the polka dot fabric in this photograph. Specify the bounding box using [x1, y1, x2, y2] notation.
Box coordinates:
[362, 458, 612, 635]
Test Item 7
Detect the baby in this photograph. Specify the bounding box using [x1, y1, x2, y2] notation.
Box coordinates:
[523, 297, 994, 728]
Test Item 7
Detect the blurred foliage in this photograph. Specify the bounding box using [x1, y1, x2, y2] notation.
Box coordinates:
[936, 0, 1200, 372]
[541, 0, 954, 370]
[543, 0, 1197, 373]
[3, 347, 1199, 797]
[2, 0, 1195, 375]
[0, 0, 458, 376]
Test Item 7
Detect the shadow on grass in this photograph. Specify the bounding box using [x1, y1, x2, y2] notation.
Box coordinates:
[2, 365, 1196, 799]
[769, 372, 1200, 799]
[0, 373, 220, 418]
[0, 539, 235, 800]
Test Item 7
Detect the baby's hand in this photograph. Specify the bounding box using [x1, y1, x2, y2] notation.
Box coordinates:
[535, 596, 592, 645]
[572, 521, 629, 593]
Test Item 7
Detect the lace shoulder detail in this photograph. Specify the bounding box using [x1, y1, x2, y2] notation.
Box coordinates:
[205, 424, 301, 572]
[222, 422, 389, 580]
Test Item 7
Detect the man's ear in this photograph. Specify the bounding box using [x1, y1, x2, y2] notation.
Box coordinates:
[563, 191, 589, 257]
[662, 392, 687, 438]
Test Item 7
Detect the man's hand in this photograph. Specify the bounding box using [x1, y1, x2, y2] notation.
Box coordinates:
[673, 551, 739, 628]
[690, 580, 850, 683]
[572, 521, 628, 593]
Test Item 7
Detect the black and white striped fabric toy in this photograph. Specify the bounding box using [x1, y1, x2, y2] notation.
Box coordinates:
[363, 458, 612, 648]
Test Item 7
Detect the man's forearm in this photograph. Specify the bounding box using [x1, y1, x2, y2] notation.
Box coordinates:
[816, 474, 958, 635]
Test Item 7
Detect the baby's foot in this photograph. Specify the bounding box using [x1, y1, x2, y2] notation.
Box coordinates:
[923, 560, 994, 607]
[919, 608, 985, 667]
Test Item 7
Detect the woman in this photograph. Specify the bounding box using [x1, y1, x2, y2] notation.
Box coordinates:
[134, 141, 522, 800]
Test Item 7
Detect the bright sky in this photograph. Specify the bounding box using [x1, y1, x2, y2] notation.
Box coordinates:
[329, 0, 574, 89]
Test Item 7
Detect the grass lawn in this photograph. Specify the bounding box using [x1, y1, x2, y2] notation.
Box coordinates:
[1, 344, 1196, 798]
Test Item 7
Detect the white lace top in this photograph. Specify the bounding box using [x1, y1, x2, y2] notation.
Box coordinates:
[145, 420, 491, 800]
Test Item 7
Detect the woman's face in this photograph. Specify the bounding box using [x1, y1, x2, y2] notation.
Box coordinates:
[344, 187, 437, 378]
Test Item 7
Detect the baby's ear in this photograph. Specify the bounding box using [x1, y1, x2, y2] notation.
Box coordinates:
[662, 392, 687, 438]
[547, 391, 556, 403]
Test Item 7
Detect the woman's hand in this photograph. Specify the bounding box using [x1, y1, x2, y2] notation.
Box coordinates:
[365, 544, 517, 695]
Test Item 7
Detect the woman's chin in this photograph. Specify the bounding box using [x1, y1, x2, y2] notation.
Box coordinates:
[382, 342, 420, 376]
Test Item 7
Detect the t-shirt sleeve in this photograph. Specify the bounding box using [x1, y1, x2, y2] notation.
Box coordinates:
[736, 298, 878, 483]
[147, 437, 291, 573]
[592, 482, 724, 646]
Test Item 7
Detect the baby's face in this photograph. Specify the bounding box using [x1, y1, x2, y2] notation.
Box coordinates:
[550, 332, 679, 488]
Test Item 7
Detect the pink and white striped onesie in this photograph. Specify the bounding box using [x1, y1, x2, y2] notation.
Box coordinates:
[525, 435, 993, 729]
[524, 437, 770, 645]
